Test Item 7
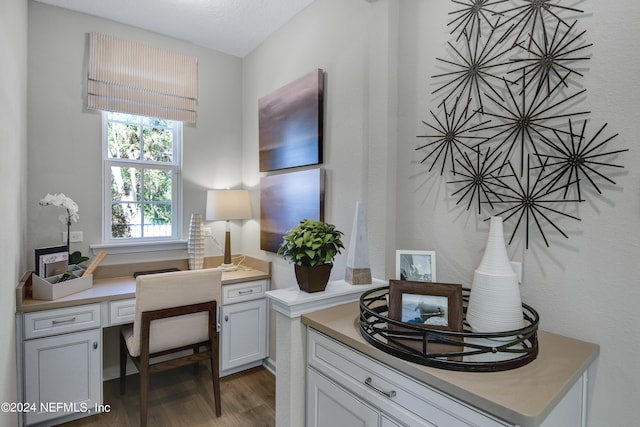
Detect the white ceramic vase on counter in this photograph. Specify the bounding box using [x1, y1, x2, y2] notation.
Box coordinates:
[466, 216, 524, 333]
[187, 213, 204, 270]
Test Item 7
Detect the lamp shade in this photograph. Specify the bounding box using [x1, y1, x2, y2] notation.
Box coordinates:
[205, 190, 252, 221]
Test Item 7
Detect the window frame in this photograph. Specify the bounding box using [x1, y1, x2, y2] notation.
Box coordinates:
[101, 111, 183, 245]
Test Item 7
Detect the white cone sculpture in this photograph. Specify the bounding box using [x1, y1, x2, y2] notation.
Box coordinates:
[466, 217, 524, 333]
[345, 201, 372, 285]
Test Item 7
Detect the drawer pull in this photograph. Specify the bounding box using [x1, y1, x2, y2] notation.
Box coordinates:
[364, 377, 396, 398]
[238, 289, 254, 295]
[51, 317, 77, 325]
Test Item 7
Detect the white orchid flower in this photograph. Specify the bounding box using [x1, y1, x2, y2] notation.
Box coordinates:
[40, 193, 80, 225]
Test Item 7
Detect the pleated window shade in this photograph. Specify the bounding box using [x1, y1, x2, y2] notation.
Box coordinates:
[87, 32, 198, 123]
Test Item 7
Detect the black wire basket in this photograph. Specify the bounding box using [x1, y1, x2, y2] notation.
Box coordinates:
[359, 286, 539, 372]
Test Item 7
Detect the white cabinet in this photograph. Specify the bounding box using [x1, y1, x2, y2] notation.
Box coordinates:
[21, 304, 102, 426]
[220, 280, 268, 374]
[308, 329, 496, 427]
[308, 329, 502, 427]
[307, 368, 380, 427]
[307, 328, 587, 427]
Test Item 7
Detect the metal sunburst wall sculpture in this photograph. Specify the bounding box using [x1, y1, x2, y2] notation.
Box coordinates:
[418, 0, 628, 248]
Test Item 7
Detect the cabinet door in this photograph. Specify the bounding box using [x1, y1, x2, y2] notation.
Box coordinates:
[381, 414, 405, 427]
[307, 368, 379, 427]
[24, 329, 101, 425]
[220, 298, 267, 371]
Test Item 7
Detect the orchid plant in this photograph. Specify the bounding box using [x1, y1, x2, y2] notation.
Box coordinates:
[40, 193, 89, 265]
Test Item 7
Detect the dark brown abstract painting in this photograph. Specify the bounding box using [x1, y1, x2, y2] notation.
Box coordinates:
[260, 168, 325, 253]
[258, 69, 324, 172]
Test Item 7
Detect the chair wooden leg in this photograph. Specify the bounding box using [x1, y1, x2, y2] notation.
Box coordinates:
[139, 362, 149, 427]
[193, 344, 200, 375]
[119, 332, 127, 395]
[210, 343, 221, 417]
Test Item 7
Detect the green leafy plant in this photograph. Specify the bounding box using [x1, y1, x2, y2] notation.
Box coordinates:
[70, 251, 90, 265]
[278, 219, 345, 267]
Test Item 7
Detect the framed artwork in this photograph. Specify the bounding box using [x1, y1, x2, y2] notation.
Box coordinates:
[395, 250, 436, 282]
[388, 280, 463, 359]
[388, 280, 462, 331]
[260, 168, 325, 253]
[258, 68, 324, 172]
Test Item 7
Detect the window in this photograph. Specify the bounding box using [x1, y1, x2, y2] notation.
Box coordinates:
[103, 112, 182, 243]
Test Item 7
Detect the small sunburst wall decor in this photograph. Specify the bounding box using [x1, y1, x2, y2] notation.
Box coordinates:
[418, 0, 628, 249]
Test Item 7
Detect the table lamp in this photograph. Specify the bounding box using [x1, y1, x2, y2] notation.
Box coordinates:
[205, 189, 252, 271]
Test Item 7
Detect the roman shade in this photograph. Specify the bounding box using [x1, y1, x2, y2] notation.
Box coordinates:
[87, 32, 198, 123]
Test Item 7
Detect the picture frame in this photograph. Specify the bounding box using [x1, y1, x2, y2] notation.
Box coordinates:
[388, 280, 463, 331]
[387, 280, 463, 359]
[259, 168, 325, 253]
[395, 250, 436, 282]
[258, 68, 324, 172]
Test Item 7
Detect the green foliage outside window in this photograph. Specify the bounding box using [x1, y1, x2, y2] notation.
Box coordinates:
[106, 113, 178, 239]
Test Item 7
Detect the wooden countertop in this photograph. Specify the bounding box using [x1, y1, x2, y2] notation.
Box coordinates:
[301, 302, 599, 427]
[17, 255, 270, 313]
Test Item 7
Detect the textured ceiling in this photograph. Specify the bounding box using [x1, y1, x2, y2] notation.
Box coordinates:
[34, 0, 315, 57]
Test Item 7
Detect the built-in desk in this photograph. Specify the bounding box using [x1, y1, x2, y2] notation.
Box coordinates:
[15, 256, 270, 427]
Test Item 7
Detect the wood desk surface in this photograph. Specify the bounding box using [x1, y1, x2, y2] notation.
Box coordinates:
[16, 256, 270, 313]
[302, 301, 600, 427]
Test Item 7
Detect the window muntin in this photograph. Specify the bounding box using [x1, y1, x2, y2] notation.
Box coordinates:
[103, 112, 181, 242]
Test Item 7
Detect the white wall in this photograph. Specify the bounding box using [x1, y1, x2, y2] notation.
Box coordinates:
[243, 0, 639, 425]
[394, 1, 640, 426]
[0, 0, 28, 425]
[242, 0, 388, 282]
[27, 2, 244, 267]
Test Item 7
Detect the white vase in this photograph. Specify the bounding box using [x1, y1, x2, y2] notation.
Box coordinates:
[188, 213, 204, 270]
[466, 217, 524, 333]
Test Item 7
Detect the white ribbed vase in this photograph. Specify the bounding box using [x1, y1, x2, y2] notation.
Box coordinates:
[187, 213, 205, 270]
[466, 217, 524, 333]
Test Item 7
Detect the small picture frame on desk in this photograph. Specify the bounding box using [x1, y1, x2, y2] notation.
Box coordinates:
[395, 250, 436, 282]
[388, 280, 463, 359]
[35, 245, 68, 277]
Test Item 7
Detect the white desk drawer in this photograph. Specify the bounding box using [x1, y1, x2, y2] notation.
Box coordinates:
[24, 304, 101, 340]
[109, 298, 136, 325]
[223, 280, 267, 305]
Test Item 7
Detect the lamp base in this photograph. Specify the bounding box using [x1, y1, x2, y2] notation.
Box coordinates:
[219, 263, 238, 272]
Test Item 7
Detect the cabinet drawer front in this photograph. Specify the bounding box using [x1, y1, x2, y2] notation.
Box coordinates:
[308, 329, 509, 427]
[24, 304, 101, 340]
[109, 299, 136, 326]
[223, 280, 266, 304]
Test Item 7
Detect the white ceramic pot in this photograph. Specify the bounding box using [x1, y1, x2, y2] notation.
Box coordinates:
[187, 213, 204, 270]
[466, 217, 524, 333]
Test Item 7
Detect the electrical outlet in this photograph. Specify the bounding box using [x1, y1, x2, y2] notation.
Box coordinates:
[63, 231, 83, 243]
[204, 227, 212, 237]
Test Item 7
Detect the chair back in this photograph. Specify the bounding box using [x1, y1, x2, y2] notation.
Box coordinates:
[130, 268, 222, 356]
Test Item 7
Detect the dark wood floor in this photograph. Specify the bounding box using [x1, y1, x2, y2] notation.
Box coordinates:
[58, 366, 275, 427]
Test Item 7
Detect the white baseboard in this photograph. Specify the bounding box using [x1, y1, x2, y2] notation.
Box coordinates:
[262, 357, 276, 375]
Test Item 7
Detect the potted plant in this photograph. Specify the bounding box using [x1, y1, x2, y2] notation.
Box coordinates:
[278, 219, 345, 293]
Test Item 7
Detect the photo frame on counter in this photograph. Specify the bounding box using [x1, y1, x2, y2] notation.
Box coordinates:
[387, 280, 463, 359]
[395, 250, 436, 282]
